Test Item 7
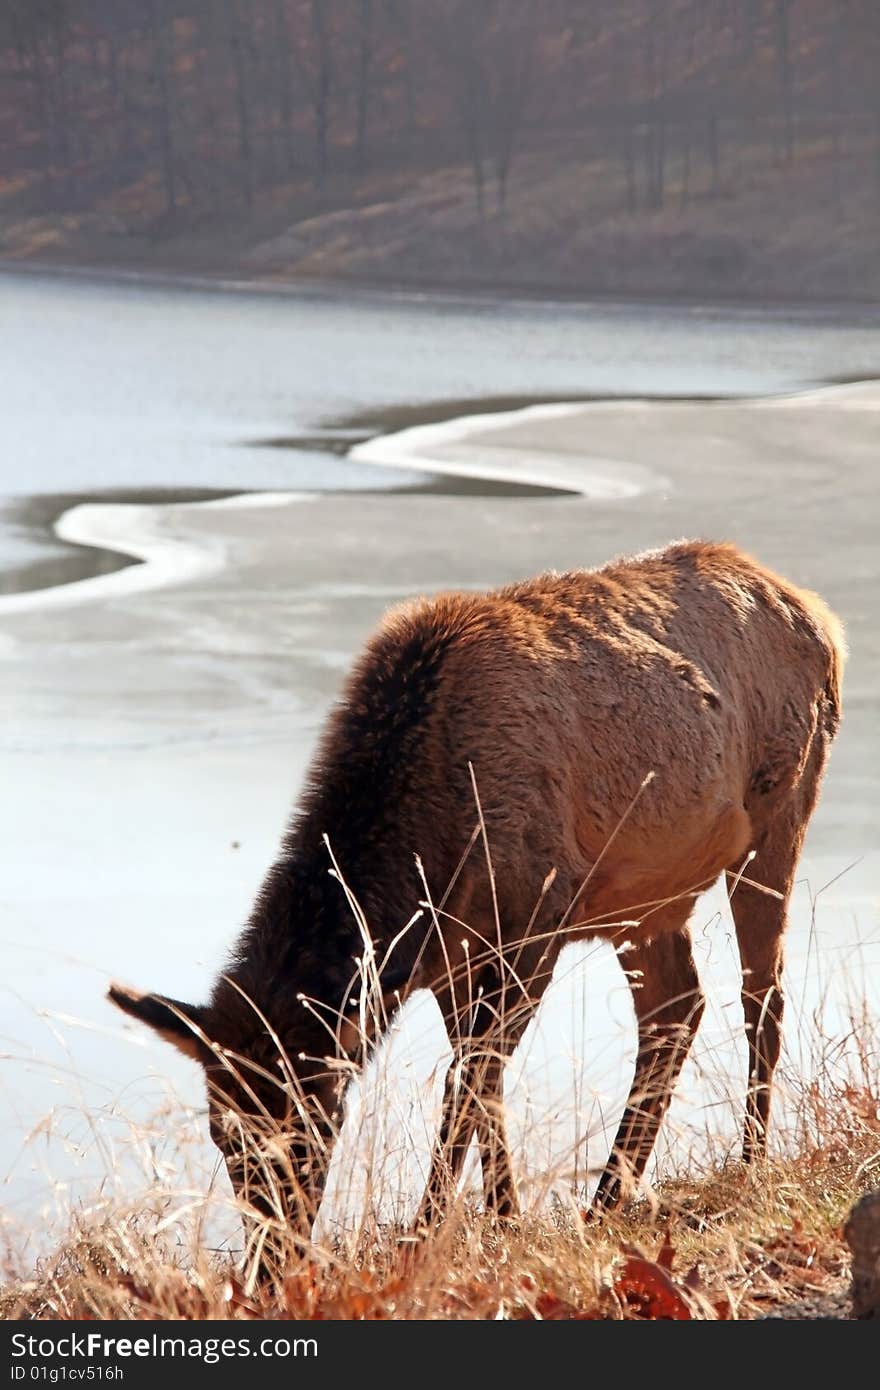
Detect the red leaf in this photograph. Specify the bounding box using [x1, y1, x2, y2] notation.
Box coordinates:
[533, 1292, 601, 1320]
[614, 1256, 694, 1320]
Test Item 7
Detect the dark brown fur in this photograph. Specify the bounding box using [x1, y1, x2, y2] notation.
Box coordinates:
[110, 539, 845, 1236]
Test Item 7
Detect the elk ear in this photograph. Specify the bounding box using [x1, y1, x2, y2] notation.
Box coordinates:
[108, 982, 209, 1063]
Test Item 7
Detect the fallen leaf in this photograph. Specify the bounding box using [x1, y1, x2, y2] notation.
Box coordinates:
[614, 1256, 694, 1320]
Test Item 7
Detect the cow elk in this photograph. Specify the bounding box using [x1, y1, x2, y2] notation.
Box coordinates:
[110, 540, 844, 1263]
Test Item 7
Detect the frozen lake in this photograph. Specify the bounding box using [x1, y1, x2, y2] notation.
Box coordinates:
[1, 269, 878, 1256]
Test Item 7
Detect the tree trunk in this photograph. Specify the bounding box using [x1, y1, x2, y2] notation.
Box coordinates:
[708, 110, 721, 193]
[271, 0, 296, 175]
[831, 14, 844, 220]
[224, 0, 254, 208]
[496, 146, 511, 213]
[680, 120, 692, 209]
[614, 30, 637, 213]
[356, 0, 373, 171]
[624, 119, 637, 212]
[106, 29, 121, 112]
[49, 24, 71, 175]
[741, 0, 761, 58]
[404, 4, 417, 136]
[109, 31, 136, 163]
[466, 119, 485, 220]
[311, 0, 331, 189]
[654, 110, 666, 208]
[774, 0, 794, 164]
[643, 124, 654, 207]
[149, 0, 179, 219]
[491, 9, 536, 214]
[652, 5, 668, 208]
[25, 40, 56, 191]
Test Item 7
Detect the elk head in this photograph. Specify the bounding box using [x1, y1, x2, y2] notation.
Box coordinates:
[107, 980, 347, 1265]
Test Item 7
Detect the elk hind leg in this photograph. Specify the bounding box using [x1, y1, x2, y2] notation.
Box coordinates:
[731, 693, 839, 1162]
[728, 815, 805, 1163]
[591, 915, 704, 1213]
[730, 725, 830, 1163]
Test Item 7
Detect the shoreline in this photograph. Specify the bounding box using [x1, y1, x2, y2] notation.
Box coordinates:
[0, 491, 312, 615]
[2, 379, 880, 613]
[349, 401, 666, 497]
[5, 255, 880, 322]
[2, 399, 592, 611]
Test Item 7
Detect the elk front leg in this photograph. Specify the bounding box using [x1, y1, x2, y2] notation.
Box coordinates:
[472, 1048, 517, 1218]
[418, 975, 523, 1227]
[417, 1045, 493, 1226]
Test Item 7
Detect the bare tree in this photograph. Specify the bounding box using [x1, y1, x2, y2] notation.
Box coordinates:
[223, 0, 254, 207]
[0, 0, 70, 189]
[773, 0, 795, 164]
[355, 0, 374, 170]
[829, 0, 850, 219]
[310, 0, 332, 188]
[852, 0, 880, 200]
[738, 0, 762, 56]
[271, 0, 297, 175]
[492, 1, 540, 210]
[708, 107, 721, 194]
[147, 0, 178, 218]
[428, 0, 541, 218]
[611, 24, 638, 213]
[645, 0, 670, 209]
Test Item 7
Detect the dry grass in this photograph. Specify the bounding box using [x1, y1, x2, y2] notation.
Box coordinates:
[1, 1109, 875, 1321]
[2, 963, 877, 1321]
[3, 837, 878, 1323]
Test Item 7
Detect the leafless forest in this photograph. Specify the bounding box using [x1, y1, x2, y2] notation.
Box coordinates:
[2, 1, 879, 298]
